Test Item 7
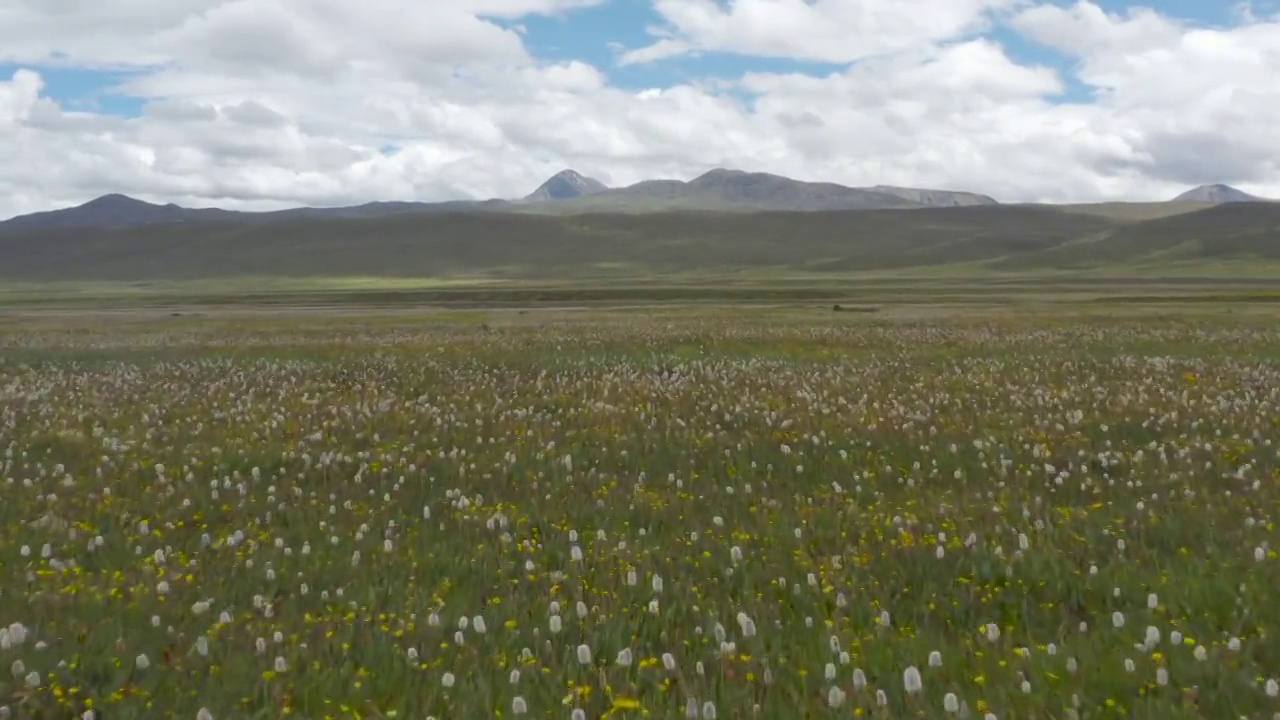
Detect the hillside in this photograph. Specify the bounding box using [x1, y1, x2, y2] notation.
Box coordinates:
[996, 203, 1280, 270]
[0, 204, 1155, 281]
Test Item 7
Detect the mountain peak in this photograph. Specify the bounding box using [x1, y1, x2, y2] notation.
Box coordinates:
[1173, 184, 1262, 203]
[82, 193, 155, 208]
[524, 170, 608, 202]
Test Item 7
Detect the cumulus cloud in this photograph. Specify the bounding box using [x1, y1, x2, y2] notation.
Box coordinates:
[620, 0, 1020, 65]
[0, 0, 1278, 219]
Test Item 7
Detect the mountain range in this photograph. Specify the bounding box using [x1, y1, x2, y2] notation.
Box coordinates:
[0, 168, 1275, 281]
[0, 168, 1271, 236]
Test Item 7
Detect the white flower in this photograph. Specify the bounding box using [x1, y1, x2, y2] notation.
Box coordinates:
[1144, 626, 1161, 647]
[472, 616, 487, 634]
[576, 644, 592, 665]
[826, 686, 845, 708]
[274, 657, 287, 673]
[549, 615, 562, 634]
[571, 710, 586, 720]
[853, 668, 867, 690]
[985, 623, 1000, 642]
[1156, 668, 1169, 687]
[928, 651, 942, 667]
[701, 701, 717, 719]
[197, 709, 214, 720]
[512, 697, 527, 715]
[903, 665, 923, 694]
[662, 653, 677, 671]
[616, 648, 633, 666]
[135, 654, 150, 670]
[1265, 679, 1278, 698]
[1194, 645, 1207, 661]
[442, 672, 456, 688]
[944, 693, 960, 713]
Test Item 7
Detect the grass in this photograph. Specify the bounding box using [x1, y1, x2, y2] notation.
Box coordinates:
[2, 307, 1280, 719]
[7, 201, 1279, 283]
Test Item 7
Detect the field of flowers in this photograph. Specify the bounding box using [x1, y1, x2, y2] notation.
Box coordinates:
[1, 312, 1278, 720]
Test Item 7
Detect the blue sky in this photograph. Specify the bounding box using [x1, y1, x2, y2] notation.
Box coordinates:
[3, 0, 1278, 216]
[3, 0, 1261, 120]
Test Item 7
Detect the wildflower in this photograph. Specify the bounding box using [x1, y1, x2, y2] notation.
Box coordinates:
[136, 654, 150, 670]
[442, 672, 456, 688]
[929, 651, 942, 667]
[826, 686, 845, 708]
[944, 693, 960, 713]
[1112, 611, 1125, 628]
[904, 665, 923, 694]
[616, 648, 633, 666]
[512, 697, 528, 715]
[197, 710, 214, 720]
[576, 644, 592, 665]
[853, 668, 867, 691]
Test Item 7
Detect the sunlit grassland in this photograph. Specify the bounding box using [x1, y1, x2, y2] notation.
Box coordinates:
[1, 308, 1279, 720]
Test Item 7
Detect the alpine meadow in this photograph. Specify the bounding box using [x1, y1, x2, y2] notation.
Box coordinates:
[5, 0, 1280, 718]
[2, 309, 1279, 720]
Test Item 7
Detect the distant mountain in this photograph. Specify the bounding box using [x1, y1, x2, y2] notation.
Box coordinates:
[2, 168, 990, 233]
[516, 168, 980, 213]
[524, 170, 608, 201]
[1173, 184, 1266, 203]
[0, 193, 206, 235]
[7, 172, 1278, 238]
[0, 195, 512, 236]
[869, 185, 997, 207]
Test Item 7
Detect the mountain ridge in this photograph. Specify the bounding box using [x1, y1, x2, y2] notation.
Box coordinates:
[0, 171, 1271, 236]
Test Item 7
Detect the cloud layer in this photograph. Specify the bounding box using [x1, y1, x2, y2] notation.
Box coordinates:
[1, 0, 1279, 219]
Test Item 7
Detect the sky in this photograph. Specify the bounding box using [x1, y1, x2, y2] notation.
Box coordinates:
[2, 0, 1279, 219]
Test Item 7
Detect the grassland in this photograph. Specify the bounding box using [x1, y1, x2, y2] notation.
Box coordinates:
[3, 201, 1278, 283]
[1, 303, 1279, 720]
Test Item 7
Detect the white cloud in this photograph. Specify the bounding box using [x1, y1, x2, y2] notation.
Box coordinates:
[1, 0, 1280, 220]
[620, 0, 1020, 65]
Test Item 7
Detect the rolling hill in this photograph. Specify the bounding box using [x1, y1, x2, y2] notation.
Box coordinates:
[1, 200, 1277, 281]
